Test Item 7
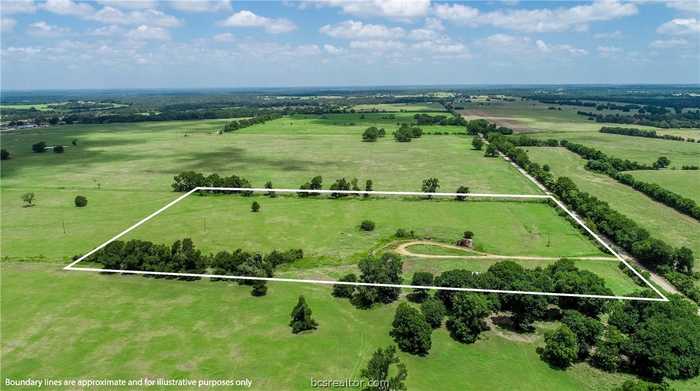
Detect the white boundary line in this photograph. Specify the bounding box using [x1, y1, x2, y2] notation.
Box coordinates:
[64, 187, 667, 302]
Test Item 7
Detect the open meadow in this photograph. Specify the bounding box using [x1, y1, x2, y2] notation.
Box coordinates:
[4, 262, 696, 391]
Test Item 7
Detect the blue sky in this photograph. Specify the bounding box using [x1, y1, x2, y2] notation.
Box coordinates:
[1, 0, 698, 90]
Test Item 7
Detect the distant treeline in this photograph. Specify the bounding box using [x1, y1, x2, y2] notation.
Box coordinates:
[529, 94, 700, 111]
[600, 126, 697, 143]
[413, 113, 467, 126]
[172, 171, 252, 192]
[577, 110, 700, 129]
[486, 134, 696, 293]
[466, 119, 513, 135]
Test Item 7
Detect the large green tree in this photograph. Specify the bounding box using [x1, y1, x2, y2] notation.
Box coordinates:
[540, 325, 579, 368]
[446, 293, 491, 343]
[360, 346, 407, 391]
[390, 303, 432, 356]
[289, 296, 318, 334]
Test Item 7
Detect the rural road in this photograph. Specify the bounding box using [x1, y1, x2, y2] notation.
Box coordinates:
[396, 240, 619, 261]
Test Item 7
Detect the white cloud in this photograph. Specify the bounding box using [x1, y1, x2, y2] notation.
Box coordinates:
[213, 32, 235, 42]
[320, 20, 405, 39]
[323, 44, 343, 54]
[89, 25, 125, 36]
[220, 10, 296, 33]
[1, 18, 17, 32]
[126, 25, 170, 40]
[2, 0, 37, 14]
[43, 0, 95, 17]
[95, 0, 157, 9]
[597, 45, 622, 57]
[650, 38, 690, 49]
[435, 0, 637, 32]
[594, 30, 622, 39]
[479, 34, 586, 57]
[349, 40, 406, 51]
[28, 21, 71, 37]
[657, 18, 700, 35]
[170, 0, 231, 12]
[424, 17, 445, 31]
[311, 0, 431, 20]
[666, 0, 700, 13]
[92, 7, 182, 27]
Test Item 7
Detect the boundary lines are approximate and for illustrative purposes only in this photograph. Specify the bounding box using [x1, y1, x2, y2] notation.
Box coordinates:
[64, 187, 668, 303]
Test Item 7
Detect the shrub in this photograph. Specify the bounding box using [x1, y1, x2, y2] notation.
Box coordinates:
[251, 201, 260, 212]
[53, 145, 64, 153]
[0, 149, 9, 160]
[540, 325, 579, 368]
[74, 195, 88, 208]
[421, 298, 446, 329]
[22, 192, 35, 207]
[463, 231, 474, 239]
[289, 296, 318, 334]
[362, 127, 379, 142]
[32, 142, 47, 153]
[395, 228, 414, 238]
[332, 273, 357, 298]
[360, 220, 375, 231]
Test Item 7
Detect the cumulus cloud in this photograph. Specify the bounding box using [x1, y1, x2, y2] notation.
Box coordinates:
[95, 0, 157, 9]
[43, 0, 95, 17]
[2, 0, 37, 14]
[323, 44, 343, 54]
[479, 34, 587, 57]
[597, 45, 622, 57]
[220, 10, 297, 33]
[213, 32, 235, 42]
[650, 38, 690, 49]
[1, 18, 17, 32]
[594, 30, 622, 39]
[88, 25, 125, 36]
[657, 18, 700, 35]
[665, 0, 700, 14]
[310, 0, 431, 20]
[169, 0, 231, 13]
[320, 20, 405, 39]
[126, 25, 170, 41]
[27, 21, 71, 37]
[92, 7, 182, 27]
[435, 0, 637, 32]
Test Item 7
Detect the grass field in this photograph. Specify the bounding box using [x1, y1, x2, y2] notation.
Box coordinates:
[630, 170, 700, 204]
[525, 147, 700, 255]
[116, 196, 606, 263]
[5, 262, 697, 391]
[404, 243, 481, 256]
[0, 103, 54, 111]
[352, 103, 445, 112]
[530, 131, 700, 168]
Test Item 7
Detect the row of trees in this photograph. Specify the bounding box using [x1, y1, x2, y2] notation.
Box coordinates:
[485, 133, 697, 300]
[87, 238, 302, 296]
[413, 113, 467, 126]
[577, 110, 700, 130]
[466, 119, 513, 135]
[222, 114, 280, 133]
[394, 124, 422, 142]
[331, 253, 403, 309]
[600, 126, 696, 143]
[171, 171, 252, 193]
[558, 141, 699, 221]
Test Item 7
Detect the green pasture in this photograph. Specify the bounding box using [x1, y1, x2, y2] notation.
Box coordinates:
[630, 170, 700, 204]
[5, 263, 698, 391]
[525, 147, 700, 255]
[352, 103, 446, 112]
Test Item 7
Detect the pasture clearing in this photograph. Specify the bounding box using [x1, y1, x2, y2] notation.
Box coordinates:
[352, 103, 446, 112]
[630, 170, 700, 204]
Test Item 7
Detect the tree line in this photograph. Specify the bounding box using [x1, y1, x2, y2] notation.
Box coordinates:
[86, 238, 302, 296]
[485, 133, 697, 302]
[600, 126, 697, 143]
[560, 140, 700, 221]
[577, 110, 700, 129]
[222, 114, 280, 133]
[413, 113, 467, 126]
[172, 171, 253, 193]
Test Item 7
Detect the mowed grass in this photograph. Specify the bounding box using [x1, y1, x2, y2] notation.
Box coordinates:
[7, 263, 699, 391]
[530, 131, 700, 168]
[630, 170, 700, 204]
[119, 196, 606, 263]
[525, 147, 700, 255]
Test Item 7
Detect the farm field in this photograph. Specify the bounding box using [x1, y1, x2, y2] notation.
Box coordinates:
[118, 196, 607, 262]
[525, 147, 700, 255]
[530, 131, 700, 168]
[630, 170, 700, 204]
[352, 103, 445, 112]
[5, 262, 696, 391]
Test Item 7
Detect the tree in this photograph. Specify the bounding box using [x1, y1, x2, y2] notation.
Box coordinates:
[0, 149, 9, 160]
[409, 272, 434, 302]
[673, 247, 694, 274]
[590, 326, 626, 372]
[332, 273, 357, 298]
[364, 179, 373, 198]
[251, 201, 260, 212]
[71, 139, 78, 146]
[22, 192, 35, 207]
[251, 280, 267, 296]
[360, 220, 375, 231]
[355, 253, 403, 306]
[472, 137, 484, 150]
[394, 126, 413, 142]
[53, 145, 64, 153]
[455, 186, 470, 201]
[653, 156, 671, 169]
[421, 298, 446, 329]
[390, 303, 432, 355]
[421, 177, 440, 198]
[484, 144, 498, 157]
[264, 181, 276, 197]
[615, 379, 673, 391]
[540, 325, 579, 368]
[560, 310, 604, 358]
[32, 141, 47, 153]
[363, 127, 379, 142]
[463, 231, 474, 239]
[360, 346, 407, 391]
[289, 296, 318, 333]
[74, 195, 88, 208]
[446, 293, 490, 343]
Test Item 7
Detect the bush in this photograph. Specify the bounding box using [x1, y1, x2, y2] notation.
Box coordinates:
[53, 145, 64, 153]
[289, 296, 318, 334]
[362, 127, 379, 142]
[332, 273, 357, 298]
[421, 298, 446, 329]
[251, 201, 260, 212]
[463, 231, 474, 239]
[32, 142, 47, 153]
[360, 220, 375, 231]
[540, 325, 579, 368]
[74, 195, 88, 207]
[0, 149, 9, 160]
[395, 228, 414, 238]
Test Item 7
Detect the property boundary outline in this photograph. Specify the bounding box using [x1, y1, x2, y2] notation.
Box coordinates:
[64, 187, 668, 302]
